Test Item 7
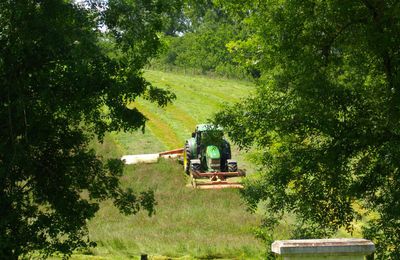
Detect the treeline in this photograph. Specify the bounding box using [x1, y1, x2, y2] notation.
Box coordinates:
[150, 1, 256, 80]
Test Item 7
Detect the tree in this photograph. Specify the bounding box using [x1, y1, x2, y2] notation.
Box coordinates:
[0, 0, 177, 258]
[154, 0, 250, 79]
[215, 0, 400, 258]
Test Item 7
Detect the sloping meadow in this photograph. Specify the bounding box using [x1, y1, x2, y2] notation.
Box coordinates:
[84, 70, 264, 259]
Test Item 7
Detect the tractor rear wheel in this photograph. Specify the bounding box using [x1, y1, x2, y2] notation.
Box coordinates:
[191, 161, 201, 172]
[228, 163, 238, 172]
[227, 159, 238, 172]
[221, 140, 232, 171]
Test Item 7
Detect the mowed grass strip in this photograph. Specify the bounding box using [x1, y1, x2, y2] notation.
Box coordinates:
[143, 70, 253, 123]
[125, 70, 254, 149]
[143, 74, 225, 123]
[131, 102, 182, 150]
[163, 104, 197, 133]
[112, 129, 167, 155]
[133, 99, 195, 147]
[111, 70, 254, 153]
[144, 70, 252, 104]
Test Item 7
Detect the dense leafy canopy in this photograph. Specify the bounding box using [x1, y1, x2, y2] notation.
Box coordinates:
[0, 0, 176, 258]
[153, 0, 252, 79]
[215, 0, 400, 258]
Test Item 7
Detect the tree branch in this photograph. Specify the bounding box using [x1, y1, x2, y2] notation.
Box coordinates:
[321, 18, 367, 64]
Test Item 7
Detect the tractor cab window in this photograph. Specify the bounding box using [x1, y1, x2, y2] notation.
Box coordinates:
[201, 130, 223, 146]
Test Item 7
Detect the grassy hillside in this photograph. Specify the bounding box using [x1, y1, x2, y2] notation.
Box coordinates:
[81, 160, 263, 259]
[138, 70, 251, 148]
[96, 70, 255, 169]
[78, 71, 264, 259]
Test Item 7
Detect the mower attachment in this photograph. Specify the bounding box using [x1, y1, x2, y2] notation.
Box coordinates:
[190, 169, 246, 189]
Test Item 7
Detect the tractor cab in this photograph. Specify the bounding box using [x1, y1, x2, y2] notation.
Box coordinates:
[193, 124, 223, 157]
[184, 124, 234, 173]
[193, 124, 225, 171]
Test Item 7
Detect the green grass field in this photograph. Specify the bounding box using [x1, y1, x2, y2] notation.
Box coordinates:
[94, 70, 255, 170]
[79, 70, 265, 259]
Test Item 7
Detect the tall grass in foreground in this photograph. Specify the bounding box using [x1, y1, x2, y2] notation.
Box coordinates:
[83, 159, 264, 259]
[73, 71, 265, 259]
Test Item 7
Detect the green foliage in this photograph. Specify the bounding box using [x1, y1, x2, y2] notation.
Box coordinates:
[215, 0, 400, 258]
[0, 0, 177, 258]
[153, 1, 250, 79]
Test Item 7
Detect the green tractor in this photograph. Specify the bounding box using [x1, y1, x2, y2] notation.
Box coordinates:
[183, 124, 243, 189]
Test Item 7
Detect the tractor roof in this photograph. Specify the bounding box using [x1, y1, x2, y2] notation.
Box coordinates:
[196, 124, 223, 132]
